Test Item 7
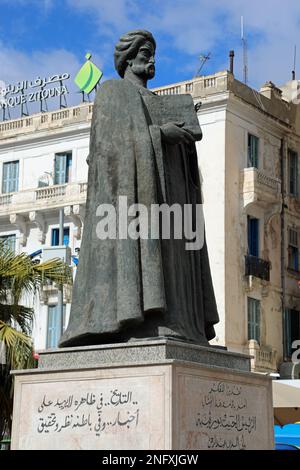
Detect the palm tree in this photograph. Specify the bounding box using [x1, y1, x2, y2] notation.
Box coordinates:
[0, 242, 72, 442]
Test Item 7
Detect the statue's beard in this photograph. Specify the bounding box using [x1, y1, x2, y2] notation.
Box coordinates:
[131, 63, 155, 79]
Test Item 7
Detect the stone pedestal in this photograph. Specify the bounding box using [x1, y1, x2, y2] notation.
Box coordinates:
[11, 339, 274, 450]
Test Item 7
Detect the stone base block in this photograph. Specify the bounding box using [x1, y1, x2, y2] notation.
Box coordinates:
[11, 340, 274, 450]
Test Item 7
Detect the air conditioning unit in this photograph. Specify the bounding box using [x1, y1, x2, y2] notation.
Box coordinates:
[279, 361, 300, 379]
[42, 246, 72, 265]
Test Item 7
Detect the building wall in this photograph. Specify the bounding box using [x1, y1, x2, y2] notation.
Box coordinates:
[196, 107, 226, 346]
[224, 100, 284, 363]
[1, 75, 300, 375]
[0, 105, 91, 349]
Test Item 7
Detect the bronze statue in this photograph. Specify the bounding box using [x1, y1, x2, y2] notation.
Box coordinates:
[60, 30, 219, 347]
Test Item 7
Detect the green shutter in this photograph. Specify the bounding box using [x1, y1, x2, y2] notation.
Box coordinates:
[248, 298, 261, 343]
[54, 154, 67, 185]
[2, 161, 19, 193]
[47, 305, 66, 348]
[248, 134, 259, 169]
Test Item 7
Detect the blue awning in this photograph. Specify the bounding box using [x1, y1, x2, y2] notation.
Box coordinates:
[29, 249, 42, 258]
[275, 424, 300, 448]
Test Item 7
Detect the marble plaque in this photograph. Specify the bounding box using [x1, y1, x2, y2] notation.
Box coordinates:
[12, 367, 170, 450]
[175, 366, 274, 450]
[11, 361, 273, 450]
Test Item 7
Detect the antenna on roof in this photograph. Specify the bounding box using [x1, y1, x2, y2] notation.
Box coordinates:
[241, 16, 248, 85]
[292, 45, 297, 80]
[194, 53, 211, 77]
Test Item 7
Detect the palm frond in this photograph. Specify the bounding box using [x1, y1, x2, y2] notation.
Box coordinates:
[0, 242, 71, 440]
[0, 304, 33, 335]
[0, 249, 72, 304]
[0, 321, 34, 371]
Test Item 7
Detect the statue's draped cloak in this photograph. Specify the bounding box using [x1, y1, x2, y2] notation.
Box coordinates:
[60, 79, 219, 347]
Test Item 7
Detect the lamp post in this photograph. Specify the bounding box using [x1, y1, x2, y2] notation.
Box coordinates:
[58, 208, 64, 337]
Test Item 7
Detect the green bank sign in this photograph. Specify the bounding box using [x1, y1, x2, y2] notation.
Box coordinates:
[74, 53, 103, 95]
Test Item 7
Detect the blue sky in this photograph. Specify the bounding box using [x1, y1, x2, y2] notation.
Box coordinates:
[1, 0, 300, 113]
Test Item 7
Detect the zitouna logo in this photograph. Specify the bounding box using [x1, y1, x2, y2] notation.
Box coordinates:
[74, 53, 103, 94]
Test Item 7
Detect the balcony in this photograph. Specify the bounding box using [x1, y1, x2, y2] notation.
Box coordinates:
[245, 340, 277, 372]
[241, 168, 281, 209]
[152, 71, 232, 99]
[0, 182, 87, 217]
[0, 103, 93, 141]
[245, 255, 270, 281]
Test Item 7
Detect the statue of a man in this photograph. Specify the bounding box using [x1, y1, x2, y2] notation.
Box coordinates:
[60, 30, 219, 347]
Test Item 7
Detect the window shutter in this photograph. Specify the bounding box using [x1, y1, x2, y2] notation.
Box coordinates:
[2, 161, 19, 193]
[2, 163, 9, 193]
[54, 154, 67, 185]
[253, 136, 259, 168]
[289, 229, 298, 247]
[248, 217, 259, 257]
[10, 161, 19, 193]
[289, 150, 298, 196]
[248, 298, 261, 343]
[47, 305, 66, 348]
[247, 134, 259, 168]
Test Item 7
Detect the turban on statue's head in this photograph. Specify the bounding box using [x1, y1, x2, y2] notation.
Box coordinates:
[114, 30, 156, 78]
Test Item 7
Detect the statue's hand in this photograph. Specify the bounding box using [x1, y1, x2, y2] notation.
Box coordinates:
[160, 122, 196, 145]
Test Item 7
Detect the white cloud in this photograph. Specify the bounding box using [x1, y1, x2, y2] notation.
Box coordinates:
[1, 0, 300, 92]
[0, 43, 85, 117]
[66, 0, 137, 36]
[67, 0, 300, 88]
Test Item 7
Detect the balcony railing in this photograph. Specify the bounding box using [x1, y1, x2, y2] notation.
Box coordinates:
[246, 339, 277, 372]
[245, 254, 270, 281]
[0, 182, 87, 215]
[0, 102, 93, 139]
[241, 168, 281, 208]
[151, 71, 232, 99]
[36, 184, 67, 200]
[0, 194, 13, 205]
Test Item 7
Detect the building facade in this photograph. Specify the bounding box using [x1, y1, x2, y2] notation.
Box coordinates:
[1, 72, 300, 375]
[0, 104, 91, 349]
[153, 71, 300, 374]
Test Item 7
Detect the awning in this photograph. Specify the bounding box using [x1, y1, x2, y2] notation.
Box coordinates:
[272, 379, 300, 426]
[275, 424, 300, 448]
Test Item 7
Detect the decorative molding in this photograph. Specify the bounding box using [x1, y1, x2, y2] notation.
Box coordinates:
[41, 283, 72, 305]
[264, 203, 282, 228]
[29, 211, 47, 244]
[64, 205, 85, 240]
[243, 275, 270, 297]
[9, 213, 27, 247]
[263, 203, 282, 254]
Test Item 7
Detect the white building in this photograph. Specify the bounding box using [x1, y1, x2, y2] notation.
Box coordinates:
[1, 72, 300, 377]
[0, 104, 92, 349]
[154, 71, 300, 375]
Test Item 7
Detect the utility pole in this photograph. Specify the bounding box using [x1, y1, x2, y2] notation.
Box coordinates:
[292, 45, 297, 80]
[194, 53, 211, 78]
[241, 16, 248, 85]
[58, 208, 64, 337]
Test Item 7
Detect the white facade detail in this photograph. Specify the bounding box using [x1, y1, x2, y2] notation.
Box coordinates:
[1, 74, 300, 375]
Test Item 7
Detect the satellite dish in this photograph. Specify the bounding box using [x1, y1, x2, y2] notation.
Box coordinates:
[38, 172, 52, 187]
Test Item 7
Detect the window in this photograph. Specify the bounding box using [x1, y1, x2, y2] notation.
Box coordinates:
[47, 304, 66, 349]
[284, 309, 300, 358]
[248, 297, 261, 343]
[288, 149, 298, 196]
[288, 228, 299, 271]
[51, 227, 70, 246]
[247, 216, 259, 257]
[0, 234, 16, 253]
[247, 134, 259, 168]
[2, 161, 19, 193]
[54, 152, 72, 185]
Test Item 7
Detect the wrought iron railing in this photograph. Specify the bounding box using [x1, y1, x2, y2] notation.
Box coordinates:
[245, 254, 270, 281]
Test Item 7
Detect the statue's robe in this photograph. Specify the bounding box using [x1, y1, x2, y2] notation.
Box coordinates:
[60, 79, 219, 347]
